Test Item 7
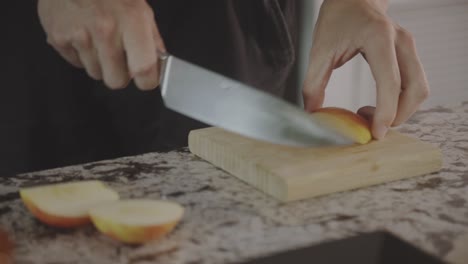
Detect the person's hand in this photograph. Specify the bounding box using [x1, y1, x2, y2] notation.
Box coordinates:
[38, 0, 166, 90]
[303, 0, 429, 139]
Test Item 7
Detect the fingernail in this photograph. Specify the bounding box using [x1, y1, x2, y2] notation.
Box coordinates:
[374, 125, 389, 140]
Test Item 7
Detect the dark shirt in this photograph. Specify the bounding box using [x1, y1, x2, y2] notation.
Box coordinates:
[0, 0, 298, 175]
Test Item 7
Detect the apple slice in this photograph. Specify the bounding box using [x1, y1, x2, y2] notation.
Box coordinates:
[89, 199, 184, 244]
[20, 180, 119, 228]
[312, 107, 372, 144]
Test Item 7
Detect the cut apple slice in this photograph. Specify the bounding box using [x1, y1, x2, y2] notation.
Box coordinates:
[312, 107, 372, 144]
[89, 199, 184, 244]
[20, 180, 119, 228]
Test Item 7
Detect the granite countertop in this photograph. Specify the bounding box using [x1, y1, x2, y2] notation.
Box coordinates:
[1, 102, 467, 264]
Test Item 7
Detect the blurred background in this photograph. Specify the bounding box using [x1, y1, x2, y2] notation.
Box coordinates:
[295, 0, 468, 111]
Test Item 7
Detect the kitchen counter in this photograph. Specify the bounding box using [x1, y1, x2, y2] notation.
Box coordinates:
[1, 102, 467, 264]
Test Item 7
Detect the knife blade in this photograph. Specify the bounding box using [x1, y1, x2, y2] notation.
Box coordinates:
[158, 53, 353, 147]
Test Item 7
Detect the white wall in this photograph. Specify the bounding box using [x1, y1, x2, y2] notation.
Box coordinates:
[388, 0, 468, 109]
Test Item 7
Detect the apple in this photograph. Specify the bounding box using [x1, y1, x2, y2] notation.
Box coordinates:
[20, 181, 184, 244]
[89, 199, 184, 244]
[312, 107, 372, 144]
[20, 180, 119, 228]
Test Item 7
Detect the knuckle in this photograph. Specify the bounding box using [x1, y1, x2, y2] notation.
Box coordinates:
[106, 77, 129, 90]
[397, 27, 416, 46]
[131, 62, 156, 77]
[416, 85, 430, 101]
[72, 29, 91, 48]
[377, 111, 396, 126]
[85, 65, 102, 80]
[407, 81, 430, 102]
[94, 16, 116, 39]
[302, 86, 324, 100]
[135, 75, 159, 90]
[89, 71, 102, 81]
[122, 0, 152, 20]
[370, 18, 395, 40]
[302, 88, 313, 98]
[47, 32, 68, 48]
[378, 19, 394, 34]
[107, 48, 122, 61]
[388, 75, 402, 93]
[422, 86, 430, 99]
[121, 0, 145, 9]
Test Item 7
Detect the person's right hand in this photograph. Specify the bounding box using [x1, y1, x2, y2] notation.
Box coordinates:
[38, 0, 166, 90]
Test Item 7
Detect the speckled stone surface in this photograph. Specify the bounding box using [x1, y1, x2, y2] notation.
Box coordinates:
[0, 102, 467, 264]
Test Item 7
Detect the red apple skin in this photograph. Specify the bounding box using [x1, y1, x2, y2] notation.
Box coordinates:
[21, 195, 90, 228]
[312, 107, 372, 144]
[90, 215, 180, 244]
[314, 107, 371, 129]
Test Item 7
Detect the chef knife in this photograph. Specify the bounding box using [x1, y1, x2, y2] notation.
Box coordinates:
[158, 52, 353, 147]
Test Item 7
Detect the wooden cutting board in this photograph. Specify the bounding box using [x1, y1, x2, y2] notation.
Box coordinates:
[188, 127, 442, 202]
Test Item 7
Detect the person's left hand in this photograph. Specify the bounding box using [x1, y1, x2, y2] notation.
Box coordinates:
[302, 0, 429, 140]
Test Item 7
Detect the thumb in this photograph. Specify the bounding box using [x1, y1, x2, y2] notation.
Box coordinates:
[302, 47, 334, 112]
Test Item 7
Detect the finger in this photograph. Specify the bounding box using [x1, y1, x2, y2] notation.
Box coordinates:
[122, 10, 158, 90]
[92, 18, 130, 89]
[152, 18, 166, 54]
[152, 18, 167, 86]
[71, 29, 102, 80]
[46, 34, 83, 68]
[363, 23, 401, 139]
[357, 106, 376, 123]
[54, 45, 83, 68]
[392, 28, 429, 126]
[302, 44, 334, 112]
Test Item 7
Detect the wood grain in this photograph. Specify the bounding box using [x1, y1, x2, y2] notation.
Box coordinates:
[188, 127, 443, 202]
